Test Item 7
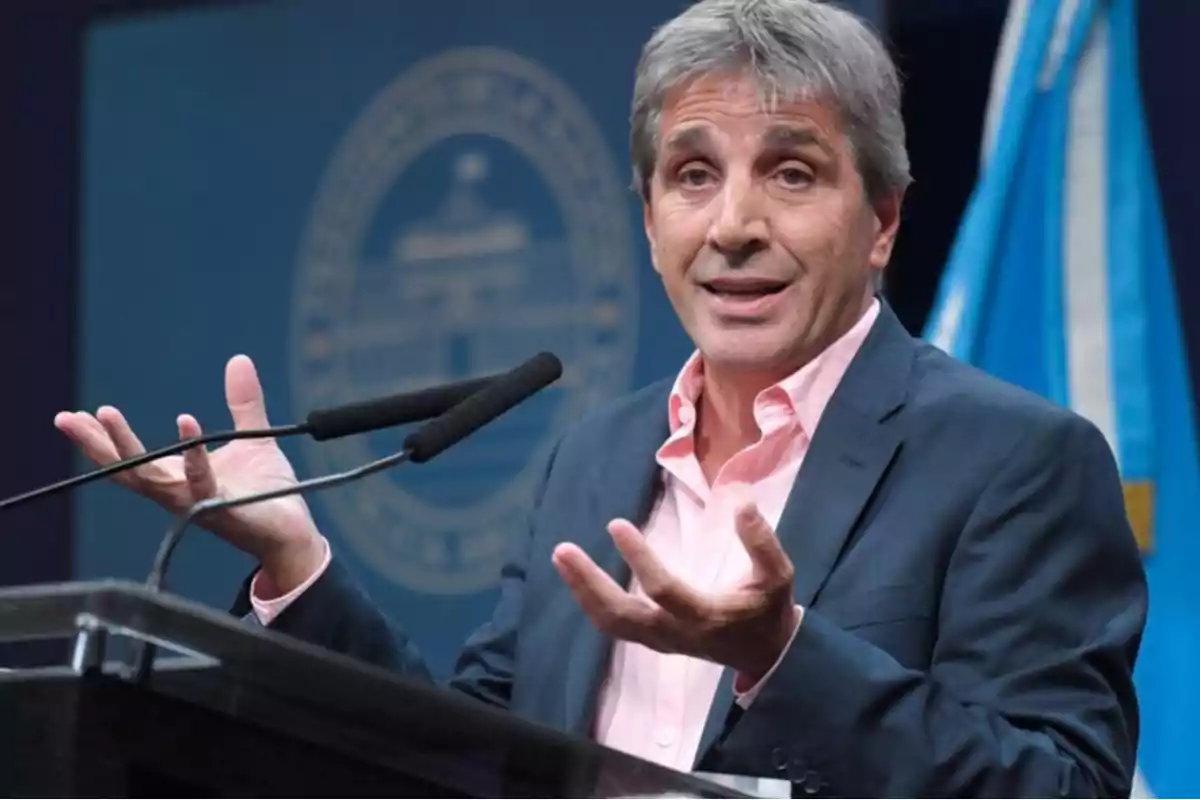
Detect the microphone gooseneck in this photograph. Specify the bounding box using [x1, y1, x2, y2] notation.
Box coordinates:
[144, 448, 414, 593]
[131, 352, 562, 686]
[146, 353, 562, 593]
[0, 374, 501, 512]
[130, 446, 415, 687]
[0, 423, 308, 511]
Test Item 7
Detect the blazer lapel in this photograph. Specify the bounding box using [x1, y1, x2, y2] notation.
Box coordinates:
[694, 302, 915, 763]
[562, 385, 672, 736]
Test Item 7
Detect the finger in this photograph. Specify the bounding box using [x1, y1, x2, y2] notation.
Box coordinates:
[95, 405, 148, 460]
[735, 503, 793, 584]
[607, 518, 707, 619]
[552, 543, 661, 635]
[225, 354, 271, 431]
[54, 411, 94, 447]
[552, 543, 630, 608]
[53, 411, 79, 436]
[178, 414, 219, 500]
[56, 411, 122, 465]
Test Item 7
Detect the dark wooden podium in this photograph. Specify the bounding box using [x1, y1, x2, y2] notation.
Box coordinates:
[0, 581, 747, 797]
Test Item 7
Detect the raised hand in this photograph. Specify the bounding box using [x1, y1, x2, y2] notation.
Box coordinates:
[552, 502, 802, 684]
[54, 355, 325, 590]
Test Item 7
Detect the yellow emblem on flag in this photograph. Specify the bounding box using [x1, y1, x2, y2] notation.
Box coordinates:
[1123, 481, 1154, 553]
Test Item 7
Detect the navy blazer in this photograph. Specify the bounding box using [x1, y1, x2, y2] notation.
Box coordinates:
[245, 303, 1146, 797]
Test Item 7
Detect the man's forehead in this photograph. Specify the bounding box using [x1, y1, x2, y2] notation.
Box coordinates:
[657, 73, 841, 149]
[663, 122, 829, 150]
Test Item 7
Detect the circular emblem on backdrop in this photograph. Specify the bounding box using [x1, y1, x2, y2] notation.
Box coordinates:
[289, 48, 639, 594]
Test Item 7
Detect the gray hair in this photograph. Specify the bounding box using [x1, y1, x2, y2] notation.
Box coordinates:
[630, 0, 911, 205]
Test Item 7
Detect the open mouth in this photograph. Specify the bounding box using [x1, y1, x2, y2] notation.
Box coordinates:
[699, 279, 789, 299]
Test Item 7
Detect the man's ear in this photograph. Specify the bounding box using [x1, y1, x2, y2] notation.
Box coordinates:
[869, 188, 905, 270]
[643, 199, 662, 275]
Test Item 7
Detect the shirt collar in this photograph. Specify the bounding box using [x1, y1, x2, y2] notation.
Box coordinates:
[666, 298, 881, 440]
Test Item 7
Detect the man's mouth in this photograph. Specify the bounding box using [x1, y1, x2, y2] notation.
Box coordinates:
[699, 278, 790, 298]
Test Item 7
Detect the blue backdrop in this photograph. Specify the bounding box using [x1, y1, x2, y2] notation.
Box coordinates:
[77, 0, 884, 678]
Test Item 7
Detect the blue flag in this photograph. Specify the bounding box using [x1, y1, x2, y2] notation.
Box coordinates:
[923, 0, 1200, 795]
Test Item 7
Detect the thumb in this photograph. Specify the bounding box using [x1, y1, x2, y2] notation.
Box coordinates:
[734, 503, 792, 583]
[225, 354, 271, 431]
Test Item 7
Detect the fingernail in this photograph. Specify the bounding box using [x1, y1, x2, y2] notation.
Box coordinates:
[736, 503, 760, 524]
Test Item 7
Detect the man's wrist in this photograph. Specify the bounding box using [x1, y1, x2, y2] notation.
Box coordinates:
[740, 604, 805, 686]
[257, 534, 327, 599]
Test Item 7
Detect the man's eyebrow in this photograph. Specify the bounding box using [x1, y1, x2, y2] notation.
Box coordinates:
[662, 126, 714, 152]
[761, 124, 833, 154]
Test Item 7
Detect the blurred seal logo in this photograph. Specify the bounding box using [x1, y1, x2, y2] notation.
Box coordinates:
[290, 48, 638, 594]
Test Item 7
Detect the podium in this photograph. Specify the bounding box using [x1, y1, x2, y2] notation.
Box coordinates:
[0, 581, 748, 797]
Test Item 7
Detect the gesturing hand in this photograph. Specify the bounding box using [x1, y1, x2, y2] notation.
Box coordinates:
[53, 355, 325, 591]
[552, 502, 802, 684]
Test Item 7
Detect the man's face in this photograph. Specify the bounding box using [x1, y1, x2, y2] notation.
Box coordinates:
[644, 72, 902, 374]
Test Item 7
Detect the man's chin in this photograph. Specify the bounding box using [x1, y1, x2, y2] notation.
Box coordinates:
[697, 335, 799, 376]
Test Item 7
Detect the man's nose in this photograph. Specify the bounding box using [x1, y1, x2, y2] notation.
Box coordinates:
[706, 174, 769, 265]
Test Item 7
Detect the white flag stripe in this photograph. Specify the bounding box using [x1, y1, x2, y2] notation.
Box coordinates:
[1131, 765, 1156, 798]
[1040, 0, 1085, 87]
[1064, 9, 1120, 462]
[982, 0, 1031, 166]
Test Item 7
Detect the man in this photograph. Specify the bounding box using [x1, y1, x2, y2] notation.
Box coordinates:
[56, 0, 1147, 795]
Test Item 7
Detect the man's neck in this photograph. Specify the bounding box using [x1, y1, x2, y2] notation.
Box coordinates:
[693, 292, 875, 481]
[693, 363, 782, 479]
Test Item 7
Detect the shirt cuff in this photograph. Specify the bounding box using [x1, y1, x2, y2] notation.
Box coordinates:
[733, 605, 805, 708]
[249, 536, 332, 626]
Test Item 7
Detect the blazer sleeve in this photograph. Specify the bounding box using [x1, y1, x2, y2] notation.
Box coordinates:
[249, 437, 564, 711]
[717, 413, 1148, 797]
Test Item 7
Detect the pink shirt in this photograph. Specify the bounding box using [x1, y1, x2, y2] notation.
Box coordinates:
[253, 299, 880, 772]
[590, 299, 879, 770]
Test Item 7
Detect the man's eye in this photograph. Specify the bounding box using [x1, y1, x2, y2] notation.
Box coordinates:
[776, 166, 813, 187]
[678, 167, 714, 187]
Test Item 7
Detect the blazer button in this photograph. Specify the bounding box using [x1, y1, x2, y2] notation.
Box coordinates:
[770, 747, 788, 773]
[799, 770, 823, 795]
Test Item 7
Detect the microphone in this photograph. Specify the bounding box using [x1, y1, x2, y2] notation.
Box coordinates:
[130, 352, 561, 683]
[404, 351, 564, 462]
[145, 352, 562, 593]
[0, 373, 498, 511]
[304, 374, 499, 441]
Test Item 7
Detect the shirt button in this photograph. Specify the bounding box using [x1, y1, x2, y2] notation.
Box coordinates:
[677, 404, 695, 426]
[655, 727, 676, 747]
